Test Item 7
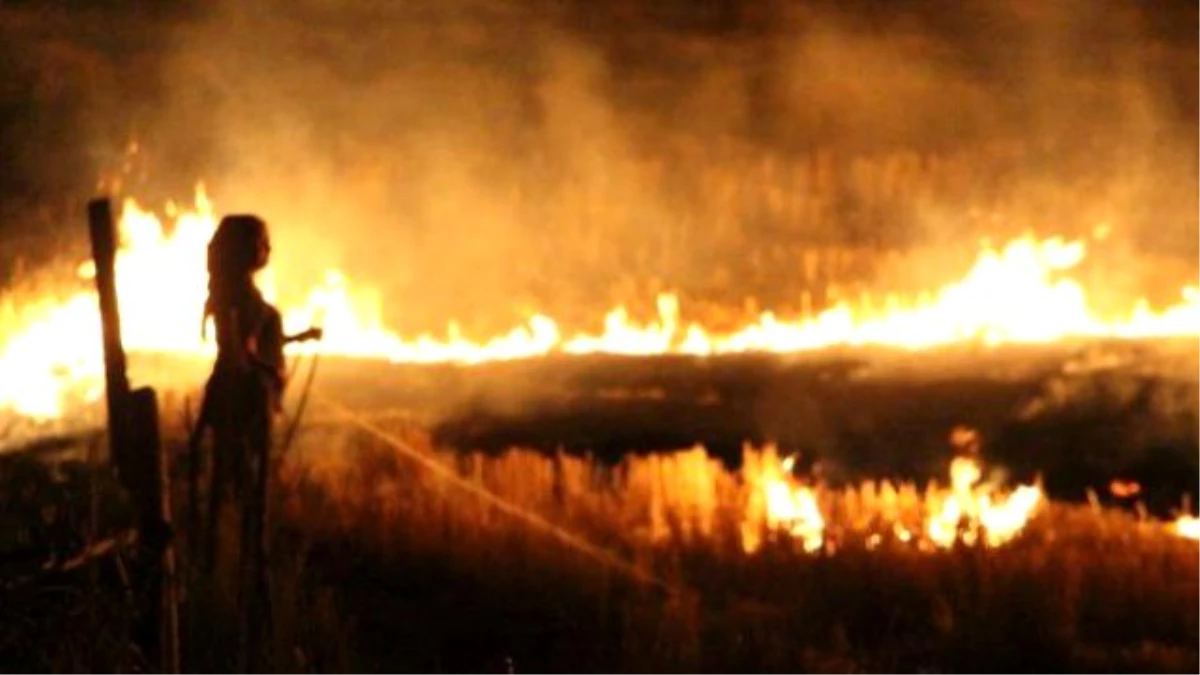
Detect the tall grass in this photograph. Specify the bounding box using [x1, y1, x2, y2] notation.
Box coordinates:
[2, 416, 1195, 672]
[269, 422, 1198, 672]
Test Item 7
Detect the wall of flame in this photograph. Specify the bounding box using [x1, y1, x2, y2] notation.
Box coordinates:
[0, 186, 1196, 420]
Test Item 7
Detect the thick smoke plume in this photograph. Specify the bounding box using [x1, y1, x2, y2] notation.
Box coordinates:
[1, 0, 1196, 333]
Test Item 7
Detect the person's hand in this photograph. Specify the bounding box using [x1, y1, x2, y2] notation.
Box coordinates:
[285, 327, 324, 344]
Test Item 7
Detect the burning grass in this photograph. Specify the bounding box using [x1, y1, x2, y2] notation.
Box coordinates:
[1, 186, 1197, 422]
[1, 414, 1196, 672]
[263, 422, 1198, 672]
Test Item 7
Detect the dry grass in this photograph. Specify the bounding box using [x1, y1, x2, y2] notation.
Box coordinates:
[268, 423, 1198, 672]
[0, 453, 142, 672]
[0, 412, 1196, 672]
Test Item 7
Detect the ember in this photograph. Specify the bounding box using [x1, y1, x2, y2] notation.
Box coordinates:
[1109, 479, 1142, 499]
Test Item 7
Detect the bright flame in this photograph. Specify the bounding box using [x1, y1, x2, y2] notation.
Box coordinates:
[741, 447, 825, 554]
[926, 456, 1043, 548]
[1108, 479, 1142, 499]
[0, 187, 1198, 420]
[1173, 515, 1200, 541]
[738, 443, 1045, 554]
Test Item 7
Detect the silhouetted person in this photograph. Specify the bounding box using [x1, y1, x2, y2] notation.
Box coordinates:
[182, 214, 285, 670]
[189, 214, 321, 667]
[193, 214, 284, 572]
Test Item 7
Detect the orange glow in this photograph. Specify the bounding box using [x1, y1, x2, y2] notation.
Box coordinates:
[1109, 479, 1142, 499]
[738, 444, 1043, 554]
[1173, 515, 1200, 541]
[741, 448, 825, 553]
[925, 456, 1043, 548]
[0, 187, 1198, 420]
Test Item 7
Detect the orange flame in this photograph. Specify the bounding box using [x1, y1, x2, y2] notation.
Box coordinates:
[926, 456, 1043, 548]
[1108, 479, 1142, 499]
[740, 448, 825, 554]
[1, 187, 1198, 420]
[1173, 515, 1200, 541]
[740, 445, 1044, 554]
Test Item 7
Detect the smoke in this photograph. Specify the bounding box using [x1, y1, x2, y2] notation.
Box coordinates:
[2, 0, 1195, 329]
[134, 1, 662, 332]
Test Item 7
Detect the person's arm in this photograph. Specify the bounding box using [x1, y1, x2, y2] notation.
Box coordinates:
[284, 327, 323, 344]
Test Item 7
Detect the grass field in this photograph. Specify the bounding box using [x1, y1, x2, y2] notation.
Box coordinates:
[259, 420, 1197, 673]
[0, 401, 1196, 672]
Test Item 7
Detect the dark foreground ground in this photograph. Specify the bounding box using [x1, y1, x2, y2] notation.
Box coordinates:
[2, 339, 1197, 673]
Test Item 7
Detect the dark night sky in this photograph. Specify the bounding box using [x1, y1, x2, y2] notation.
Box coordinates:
[1, 0, 1194, 198]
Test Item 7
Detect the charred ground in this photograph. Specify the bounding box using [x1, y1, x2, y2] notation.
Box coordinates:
[290, 340, 1199, 515]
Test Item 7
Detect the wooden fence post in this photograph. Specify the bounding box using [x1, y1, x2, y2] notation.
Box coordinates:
[88, 198, 180, 674]
[87, 199, 130, 471]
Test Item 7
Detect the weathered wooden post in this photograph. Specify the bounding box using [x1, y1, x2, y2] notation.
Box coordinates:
[88, 198, 180, 674]
[88, 199, 131, 471]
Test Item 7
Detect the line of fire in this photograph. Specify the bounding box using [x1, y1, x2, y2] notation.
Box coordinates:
[0, 1, 1197, 673]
